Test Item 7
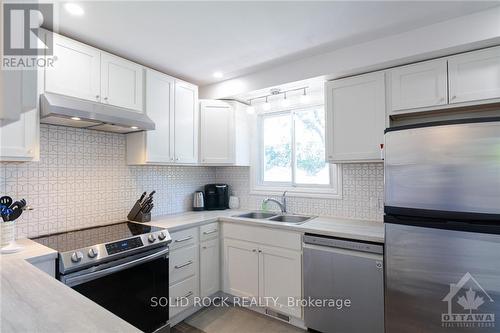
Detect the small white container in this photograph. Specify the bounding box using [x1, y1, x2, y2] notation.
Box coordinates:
[229, 196, 240, 209]
[1, 221, 15, 247]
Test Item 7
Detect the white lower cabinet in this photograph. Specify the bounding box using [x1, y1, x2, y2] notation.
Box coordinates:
[223, 238, 260, 298]
[259, 245, 302, 318]
[222, 223, 302, 319]
[170, 275, 199, 319]
[169, 227, 199, 322]
[200, 238, 220, 298]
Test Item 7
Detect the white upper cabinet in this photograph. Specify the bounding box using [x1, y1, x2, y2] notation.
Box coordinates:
[45, 33, 144, 112]
[326, 72, 385, 163]
[101, 53, 144, 111]
[45, 34, 100, 102]
[199, 100, 250, 166]
[200, 100, 235, 164]
[0, 109, 39, 161]
[127, 70, 174, 164]
[146, 71, 174, 163]
[173, 80, 198, 164]
[389, 58, 447, 112]
[126, 77, 198, 165]
[448, 46, 500, 104]
[1, 70, 40, 161]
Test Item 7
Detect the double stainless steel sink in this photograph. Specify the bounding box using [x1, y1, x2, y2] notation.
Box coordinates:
[234, 212, 315, 224]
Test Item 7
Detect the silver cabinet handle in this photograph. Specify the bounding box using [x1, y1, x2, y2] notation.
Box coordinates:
[174, 236, 193, 243]
[174, 260, 193, 269]
[203, 229, 218, 235]
[202, 246, 207, 250]
[252, 249, 257, 252]
[96, 95, 100, 99]
[175, 291, 193, 302]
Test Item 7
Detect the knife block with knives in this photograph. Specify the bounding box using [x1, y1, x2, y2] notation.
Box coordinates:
[127, 191, 155, 222]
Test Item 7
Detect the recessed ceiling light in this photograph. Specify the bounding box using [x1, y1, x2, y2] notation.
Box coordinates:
[130, 126, 139, 130]
[64, 3, 84, 16]
[70, 117, 81, 121]
[213, 71, 223, 79]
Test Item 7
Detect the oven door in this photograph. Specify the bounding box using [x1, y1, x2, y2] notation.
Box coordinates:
[62, 247, 169, 333]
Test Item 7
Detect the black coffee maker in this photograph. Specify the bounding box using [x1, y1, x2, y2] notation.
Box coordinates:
[204, 184, 229, 210]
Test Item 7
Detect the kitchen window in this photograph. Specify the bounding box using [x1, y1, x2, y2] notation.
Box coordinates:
[252, 105, 341, 198]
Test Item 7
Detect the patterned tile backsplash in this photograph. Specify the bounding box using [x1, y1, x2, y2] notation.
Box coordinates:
[0, 124, 215, 238]
[215, 164, 384, 221]
[0, 124, 384, 239]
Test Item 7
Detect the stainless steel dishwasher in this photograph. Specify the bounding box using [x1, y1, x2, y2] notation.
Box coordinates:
[303, 234, 384, 333]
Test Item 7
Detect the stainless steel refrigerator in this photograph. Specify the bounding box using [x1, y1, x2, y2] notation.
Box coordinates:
[384, 118, 500, 333]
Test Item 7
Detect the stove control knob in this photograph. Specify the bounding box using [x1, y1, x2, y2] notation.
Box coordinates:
[148, 234, 156, 243]
[71, 251, 83, 263]
[88, 248, 98, 258]
[158, 232, 166, 240]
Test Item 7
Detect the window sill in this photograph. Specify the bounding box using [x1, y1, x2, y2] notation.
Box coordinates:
[249, 186, 342, 200]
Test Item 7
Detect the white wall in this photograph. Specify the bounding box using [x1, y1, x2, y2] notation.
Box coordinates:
[200, 7, 500, 99]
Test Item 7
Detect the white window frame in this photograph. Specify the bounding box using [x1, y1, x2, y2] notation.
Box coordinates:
[250, 104, 342, 199]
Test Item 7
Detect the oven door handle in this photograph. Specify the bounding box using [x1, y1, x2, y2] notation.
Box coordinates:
[63, 247, 169, 287]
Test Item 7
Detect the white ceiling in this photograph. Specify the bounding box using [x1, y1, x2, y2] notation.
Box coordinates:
[54, 1, 500, 86]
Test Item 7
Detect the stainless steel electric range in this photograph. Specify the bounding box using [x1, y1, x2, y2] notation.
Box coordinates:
[32, 222, 172, 333]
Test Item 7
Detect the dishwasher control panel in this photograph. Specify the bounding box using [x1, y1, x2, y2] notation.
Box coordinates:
[303, 233, 383, 254]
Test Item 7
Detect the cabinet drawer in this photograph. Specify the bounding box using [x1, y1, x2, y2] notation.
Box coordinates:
[170, 227, 198, 250]
[222, 223, 301, 251]
[200, 222, 219, 241]
[170, 275, 198, 318]
[170, 245, 197, 285]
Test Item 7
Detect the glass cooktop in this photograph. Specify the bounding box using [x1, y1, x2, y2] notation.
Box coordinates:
[31, 222, 164, 253]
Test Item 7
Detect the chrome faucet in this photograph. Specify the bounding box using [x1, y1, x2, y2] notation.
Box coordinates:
[263, 191, 287, 214]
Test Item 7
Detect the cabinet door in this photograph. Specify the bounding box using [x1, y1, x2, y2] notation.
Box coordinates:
[101, 53, 144, 112]
[200, 100, 234, 164]
[259, 245, 302, 318]
[0, 109, 38, 161]
[173, 80, 198, 163]
[223, 239, 259, 298]
[200, 238, 220, 297]
[326, 72, 385, 162]
[389, 59, 448, 112]
[145, 70, 174, 163]
[45, 34, 100, 102]
[448, 46, 500, 104]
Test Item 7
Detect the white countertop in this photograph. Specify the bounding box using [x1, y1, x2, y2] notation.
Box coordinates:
[1, 239, 141, 333]
[147, 210, 384, 243]
[1, 210, 383, 333]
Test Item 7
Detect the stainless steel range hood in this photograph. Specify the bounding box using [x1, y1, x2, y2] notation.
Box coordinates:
[40, 93, 155, 133]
